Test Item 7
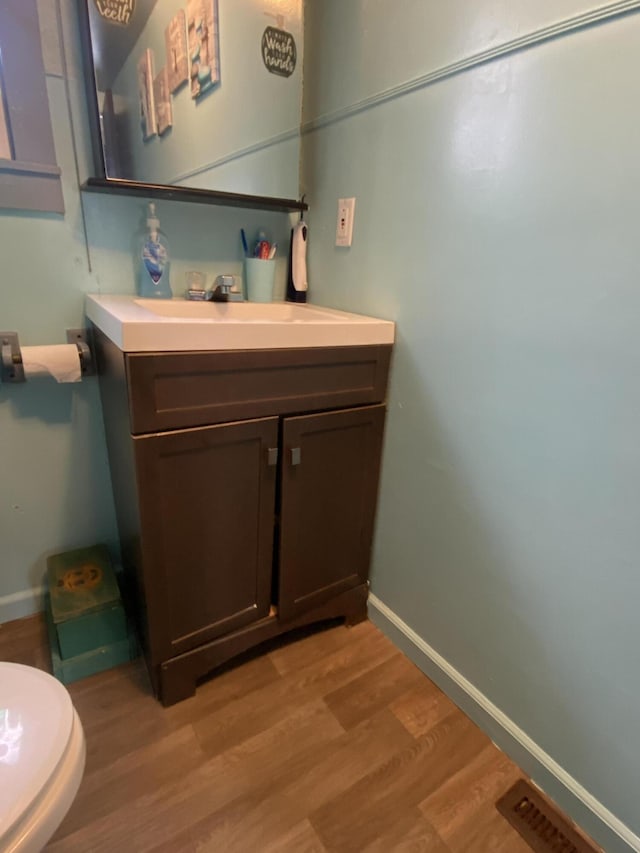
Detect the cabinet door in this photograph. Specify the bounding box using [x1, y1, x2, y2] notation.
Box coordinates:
[278, 405, 386, 621]
[134, 417, 278, 661]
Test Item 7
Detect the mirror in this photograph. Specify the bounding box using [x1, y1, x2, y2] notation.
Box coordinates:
[82, 0, 303, 201]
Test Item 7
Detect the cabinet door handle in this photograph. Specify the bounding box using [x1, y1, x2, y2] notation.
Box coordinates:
[267, 447, 279, 466]
[290, 447, 301, 466]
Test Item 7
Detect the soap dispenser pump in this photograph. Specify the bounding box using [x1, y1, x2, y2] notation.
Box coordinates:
[138, 202, 172, 298]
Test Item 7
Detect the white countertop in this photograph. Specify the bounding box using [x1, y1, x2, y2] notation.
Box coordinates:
[86, 294, 395, 352]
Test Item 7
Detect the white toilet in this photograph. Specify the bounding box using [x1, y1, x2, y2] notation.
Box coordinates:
[0, 663, 86, 852]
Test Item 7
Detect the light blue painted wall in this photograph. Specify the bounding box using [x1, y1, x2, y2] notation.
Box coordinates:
[302, 1, 640, 848]
[4, 0, 639, 845]
[110, 0, 302, 196]
[0, 42, 116, 619]
[303, 0, 598, 123]
[0, 0, 293, 622]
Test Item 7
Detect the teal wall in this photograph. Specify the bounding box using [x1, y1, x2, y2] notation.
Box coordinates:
[110, 0, 302, 197]
[0, 1, 113, 622]
[0, 0, 292, 622]
[3, 1, 640, 848]
[301, 1, 640, 850]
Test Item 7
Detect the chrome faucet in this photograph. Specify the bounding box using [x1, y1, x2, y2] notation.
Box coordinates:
[186, 274, 243, 302]
[211, 275, 235, 301]
[211, 274, 243, 302]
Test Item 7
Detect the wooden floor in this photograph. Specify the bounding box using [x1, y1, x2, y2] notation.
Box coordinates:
[0, 614, 590, 852]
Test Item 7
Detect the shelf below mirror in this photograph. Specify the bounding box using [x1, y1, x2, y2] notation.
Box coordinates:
[81, 178, 308, 214]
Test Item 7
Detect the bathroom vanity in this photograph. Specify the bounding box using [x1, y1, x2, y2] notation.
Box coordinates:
[87, 296, 394, 705]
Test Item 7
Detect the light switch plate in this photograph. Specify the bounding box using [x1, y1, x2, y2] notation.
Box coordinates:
[336, 197, 356, 247]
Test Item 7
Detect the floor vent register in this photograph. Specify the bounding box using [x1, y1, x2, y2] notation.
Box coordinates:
[496, 779, 601, 853]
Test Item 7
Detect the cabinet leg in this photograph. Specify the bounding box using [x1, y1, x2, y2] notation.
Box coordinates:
[160, 664, 197, 707]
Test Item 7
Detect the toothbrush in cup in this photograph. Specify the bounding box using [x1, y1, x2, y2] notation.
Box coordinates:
[240, 229, 249, 257]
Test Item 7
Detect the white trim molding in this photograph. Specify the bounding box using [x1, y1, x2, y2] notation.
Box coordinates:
[368, 594, 640, 853]
[0, 586, 45, 625]
[302, 1, 640, 136]
[172, 126, 300, 186]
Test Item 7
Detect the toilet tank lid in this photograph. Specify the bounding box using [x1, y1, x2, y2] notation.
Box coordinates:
[0, 663, 74, 840]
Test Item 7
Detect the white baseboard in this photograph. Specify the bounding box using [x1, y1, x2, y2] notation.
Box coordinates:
[0, 586, 45, 625]
[368, 593, 640, 853]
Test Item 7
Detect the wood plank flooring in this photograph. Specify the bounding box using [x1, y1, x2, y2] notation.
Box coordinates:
[0, 614, 592, 852]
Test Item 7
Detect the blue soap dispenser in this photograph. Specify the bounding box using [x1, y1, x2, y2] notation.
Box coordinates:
[138, 202, 172, 298]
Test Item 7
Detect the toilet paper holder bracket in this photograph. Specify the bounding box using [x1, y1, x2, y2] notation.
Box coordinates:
[0, 329, 95, 383]
[1, 332, 24, 383]
[66, 328, 95, 377]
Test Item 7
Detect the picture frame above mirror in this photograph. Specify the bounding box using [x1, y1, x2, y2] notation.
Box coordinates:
[78, 0, 307, 213]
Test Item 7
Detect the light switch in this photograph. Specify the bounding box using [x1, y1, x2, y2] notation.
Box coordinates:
[336, 197, 356, 247]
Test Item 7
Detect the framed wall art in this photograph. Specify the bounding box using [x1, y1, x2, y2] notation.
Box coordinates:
[187, 0, 220, 100]
[92, 0, 135, 27]
[137, 48, 156, 139]
[0, 72, 12, 159]
[153, 66, 173, 136]
[165, 9, 189, 93]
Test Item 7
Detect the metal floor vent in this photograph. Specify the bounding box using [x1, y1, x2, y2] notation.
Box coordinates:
[496, 780, 600, 853]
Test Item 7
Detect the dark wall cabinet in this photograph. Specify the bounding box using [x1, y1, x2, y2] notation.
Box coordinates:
[95, 331, 391, 705]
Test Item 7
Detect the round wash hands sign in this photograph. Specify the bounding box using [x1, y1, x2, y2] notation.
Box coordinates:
[93, 0, 135, 26]
[262, 26, 297, 77]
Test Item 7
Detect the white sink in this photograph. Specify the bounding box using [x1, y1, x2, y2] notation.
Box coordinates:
[86, 295, 395, 352]
[134, 299, 352, 322]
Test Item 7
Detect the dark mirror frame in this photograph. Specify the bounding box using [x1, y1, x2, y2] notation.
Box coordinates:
[76, 1, 307, 214]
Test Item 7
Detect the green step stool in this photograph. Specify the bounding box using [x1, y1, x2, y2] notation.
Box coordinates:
[45, 599, 137, 686]
[46, 544, 128, 660]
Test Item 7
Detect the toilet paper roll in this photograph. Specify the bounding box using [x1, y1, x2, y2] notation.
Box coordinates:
[21, 345, 82, 383]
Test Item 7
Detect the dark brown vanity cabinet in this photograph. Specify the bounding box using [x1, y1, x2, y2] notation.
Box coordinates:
[278, 405, 386, 621]
[133, 417, 279, 660]
[95, 330, 391, 705]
